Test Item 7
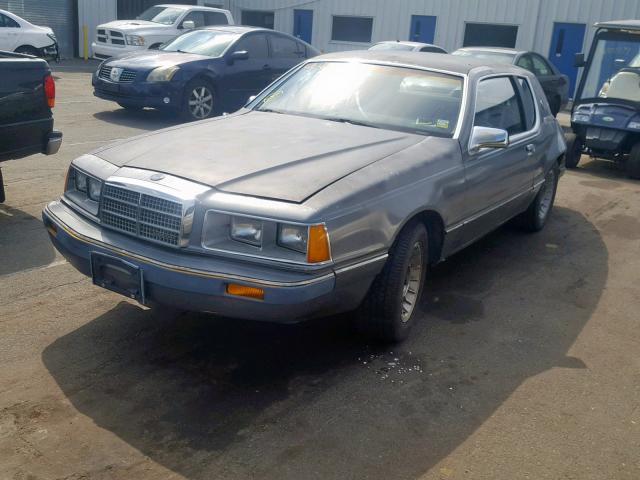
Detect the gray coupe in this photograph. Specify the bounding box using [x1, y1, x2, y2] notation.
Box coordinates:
[43, 51, 566, 342]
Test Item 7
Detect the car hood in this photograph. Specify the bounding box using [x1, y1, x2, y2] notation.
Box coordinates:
[97, 20, 169, 32]
[93, 112, 424, 203]
[107, 50, 210, 69]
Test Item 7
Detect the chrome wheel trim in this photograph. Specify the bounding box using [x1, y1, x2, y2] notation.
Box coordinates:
[188, 86, 213, 119]
[538, 169, 556, 221]
[401, 242, 423, 323]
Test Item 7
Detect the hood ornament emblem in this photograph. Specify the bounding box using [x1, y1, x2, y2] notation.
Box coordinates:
[150, 173, 165, 181]
[110, 67, 123, 82]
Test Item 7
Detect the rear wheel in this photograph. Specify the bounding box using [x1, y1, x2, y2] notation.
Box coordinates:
[518, 166, 559, 232]
[356, 222, 428, 343]
[565, 133, 583, 169]
[182, 79, 216, 121]
[627, 143, 640, 180]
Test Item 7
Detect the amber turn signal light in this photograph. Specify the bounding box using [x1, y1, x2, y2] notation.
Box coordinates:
[226, 283, 265, 300]
[307, 224, 331, 263]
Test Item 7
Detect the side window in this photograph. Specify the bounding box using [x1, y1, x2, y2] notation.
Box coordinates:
[474, 77, 525, 136]
[182, 11, 206, 28]
[532, 55, 552, 76]
[516, 78, 536, 131]
[0, 14, 20, 28]
[204, 11, 228, 26]
[235, 34, 268, 58]
[516, 55, 534, 73]
[270, 35, 305, 59]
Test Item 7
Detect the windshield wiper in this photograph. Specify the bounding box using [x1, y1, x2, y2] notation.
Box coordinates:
[324, 117, 380, 129]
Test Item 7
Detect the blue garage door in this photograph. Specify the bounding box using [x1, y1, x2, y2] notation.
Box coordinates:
[293, 9, 313, 44]
[409, 15, 436, 44]
[549, 22, 586, 98]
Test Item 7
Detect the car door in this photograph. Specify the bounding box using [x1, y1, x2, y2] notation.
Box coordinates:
[0, 13, 22, 51]
[267, 33, 306, 80]
[455, 75, 540, 247]
[220, 32, 271, 111]
[530, 53, 565, 105]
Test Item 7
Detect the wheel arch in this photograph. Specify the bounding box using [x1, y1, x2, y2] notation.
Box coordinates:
[392, 209, 446, 266]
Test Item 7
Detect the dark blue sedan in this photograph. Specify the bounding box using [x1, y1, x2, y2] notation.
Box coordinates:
[92, 26, 319, 120]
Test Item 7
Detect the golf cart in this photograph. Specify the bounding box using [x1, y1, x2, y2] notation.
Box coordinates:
[568, 20, 640, 178]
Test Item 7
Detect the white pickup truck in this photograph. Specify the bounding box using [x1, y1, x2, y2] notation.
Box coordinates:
[92, 4, 234, 60]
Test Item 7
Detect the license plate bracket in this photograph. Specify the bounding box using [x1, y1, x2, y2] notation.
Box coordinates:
[90, 252, 145, 303]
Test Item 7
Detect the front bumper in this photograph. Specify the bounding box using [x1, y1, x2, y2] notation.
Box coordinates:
[93, 75, 182, 109]
[42, 201, 385, 322]
[37, 41, 59, 61]
[91, 42, 143, 60]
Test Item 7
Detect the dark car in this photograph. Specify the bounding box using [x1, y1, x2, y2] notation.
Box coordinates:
[92, 25, 319, 120]
[453, 47, 569, 116]
[0, 51, 62, 202]
[369, 41, 447, 54]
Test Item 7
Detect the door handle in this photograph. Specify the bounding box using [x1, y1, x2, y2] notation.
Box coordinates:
[526, 144, 536, 154]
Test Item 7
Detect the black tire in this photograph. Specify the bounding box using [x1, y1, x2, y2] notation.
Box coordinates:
[356, 221, 428, 343]
[181, 78, 217, 121]
[118, 103, 143, 111]
[565, 132, 583, 169]
[626, 143, 640, 180]
[15, 45, 39, 57]
[0, 168, 5, 204]
[518, 166, 559, 232]
[549, 96, 561, 117]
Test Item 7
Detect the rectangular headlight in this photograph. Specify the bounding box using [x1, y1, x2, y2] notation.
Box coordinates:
[230, 216, 263, 246]
[572, 113, 590, 123]
[88, 177, 103, 201]
[126, 35, 145, 46]
[74, 170, 88, 192]
[628, 121, 640, 130]
[278, 224, 308, 253]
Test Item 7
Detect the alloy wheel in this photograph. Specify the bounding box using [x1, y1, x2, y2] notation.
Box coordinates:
[188, 86, 214, 119]
[401, 242, 423, 323]
[538, 169, 556, 221]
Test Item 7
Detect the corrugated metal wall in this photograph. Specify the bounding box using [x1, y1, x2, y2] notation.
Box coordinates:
[225, 0, 640, 55]
[77, 0, 116, 58]
[0, 0, 76, 58]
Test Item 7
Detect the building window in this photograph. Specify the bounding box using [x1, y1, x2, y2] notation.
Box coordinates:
[463, 23, 518, 48]
[331, 16, 373, 43]
[241, 10, 275, 29]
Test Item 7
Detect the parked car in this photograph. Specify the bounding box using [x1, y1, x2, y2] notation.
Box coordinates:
[0, 51, 62, 203]
[567, 20, 640, 178]
[92, 26, 320, 120]
[44, 51, 565, 343]
[369, 40, 447, 54]
[0, 9, 58, 60]
[452, 47, 569, 116]
[92, 4, 234, 60]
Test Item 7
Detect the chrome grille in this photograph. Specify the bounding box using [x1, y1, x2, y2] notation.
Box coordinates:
[100, 184, 184, 247]
[98, 65, 137, 83]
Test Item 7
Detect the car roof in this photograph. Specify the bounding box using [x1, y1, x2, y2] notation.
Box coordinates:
[595, 20, 640, 31]
[456, 47, 521, 55]
[156, 4, 226, 10]
[375, 41, 436, 48]
[199, 25, 270, 34]
[313, 50, 523, 75]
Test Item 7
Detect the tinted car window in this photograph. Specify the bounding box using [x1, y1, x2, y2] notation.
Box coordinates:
[474, 77, 524, 135]
[0, 14, 19, 28]
[182, 11, 206, 28]
[137, 6, 183, 25]
[204, 11, 228, 25]
[516, 54, 534, 73]
[532, 55, 552, 76]
[161, 30, 238, 57]
[235, 33, 269, 58]
[270, 35, 305, 59]
[517, 78, 536, 131]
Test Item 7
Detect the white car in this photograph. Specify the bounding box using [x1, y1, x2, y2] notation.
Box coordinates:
[0, 8, 58, 59]
[92, 4, 234, 60]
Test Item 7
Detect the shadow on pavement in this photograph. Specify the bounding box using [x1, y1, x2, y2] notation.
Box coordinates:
[42, 206, 608, 479]
[93, 108, 183, 131]
[0, 204, 55, 276]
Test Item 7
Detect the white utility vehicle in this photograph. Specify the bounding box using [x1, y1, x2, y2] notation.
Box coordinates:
[0, 8, 58, 60]
[92, 4, 234, 60]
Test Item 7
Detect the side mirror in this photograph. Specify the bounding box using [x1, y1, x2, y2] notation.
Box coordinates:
[574, 53, 585, 68]
[226, 50, 249, 65]
[469, 126, 509, 153]
[181, 20, 195, 30]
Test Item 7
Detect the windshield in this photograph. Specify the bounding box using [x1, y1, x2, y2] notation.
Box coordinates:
[452, 50, 515, 64]
[161, 30, 238, 57]
[254, 62, 464, 137]
[581, 34, 640, 102]
[370, 43, 414, 51]
[137, 6, 183, 25]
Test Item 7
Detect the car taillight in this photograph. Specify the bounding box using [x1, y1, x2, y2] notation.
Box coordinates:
[44, 74, 55, 108]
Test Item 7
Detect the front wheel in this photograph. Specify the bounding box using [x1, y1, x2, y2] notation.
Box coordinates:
[356, 222, 428, 343]
[626, 143, 640, 180]
[182, 80, 216, 121]
[565, 133, 583, 169]
[518, 166, 559, 232]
